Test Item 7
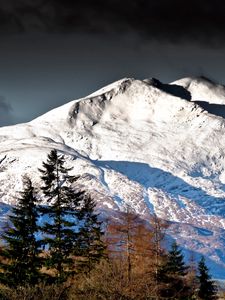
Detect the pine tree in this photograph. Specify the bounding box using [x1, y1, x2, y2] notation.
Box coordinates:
[39, 149, 84, 283]
[198, 256, 217, 300]
[0, 176, 42, 286]
[77, 195, 105, 274]
[166, 241, 188, 276]
[159, 241, 189, 299]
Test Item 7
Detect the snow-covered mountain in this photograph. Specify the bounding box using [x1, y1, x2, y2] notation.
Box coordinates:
[1, 76, 225, 278]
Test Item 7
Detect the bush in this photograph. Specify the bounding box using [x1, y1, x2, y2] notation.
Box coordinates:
[0, 283, 69, 300]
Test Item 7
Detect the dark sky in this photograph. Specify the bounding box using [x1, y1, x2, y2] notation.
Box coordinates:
[1, 0, 225, 126]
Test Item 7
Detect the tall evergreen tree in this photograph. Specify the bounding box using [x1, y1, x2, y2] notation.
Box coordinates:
[39, 149, 84, 283]
[0, 176, 42, 286]
[159, 241, 189, 299]
[198, 256, 217, 300]
[77, 195, 105, 274]
[166, 241, 188, 276]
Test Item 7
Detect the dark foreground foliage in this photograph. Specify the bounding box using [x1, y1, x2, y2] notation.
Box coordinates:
[0, 259, 221, 300]
[0, 177, 42, 287]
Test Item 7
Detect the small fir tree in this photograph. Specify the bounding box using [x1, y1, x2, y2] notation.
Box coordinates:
[166, 241, 188, 276]
[77, 195, 105, 274]
[0, 176, 42, 286]
[159, 241, 189, 299]
[198, 256, 217, 300]
[39, 149, 84, 283]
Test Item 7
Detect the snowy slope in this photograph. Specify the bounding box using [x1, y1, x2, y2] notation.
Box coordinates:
[0, 76, 225, 278]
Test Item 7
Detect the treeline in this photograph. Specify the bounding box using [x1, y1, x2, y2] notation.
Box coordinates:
[0, 150, 220, 299]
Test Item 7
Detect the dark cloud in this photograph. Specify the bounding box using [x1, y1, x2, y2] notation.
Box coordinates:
[1, 2, 225, 126]
[0, 0, 225, 45]
[1, 32, 225, 127]
[0, 96, 13, 126]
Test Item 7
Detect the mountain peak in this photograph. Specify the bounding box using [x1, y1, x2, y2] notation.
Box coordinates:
[171, 76, 225, 104]
[1, 76, 225, 277]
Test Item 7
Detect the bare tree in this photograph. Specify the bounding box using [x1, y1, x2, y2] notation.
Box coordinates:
[106, 205, 140, 284]
[149, 213, 169, 300]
